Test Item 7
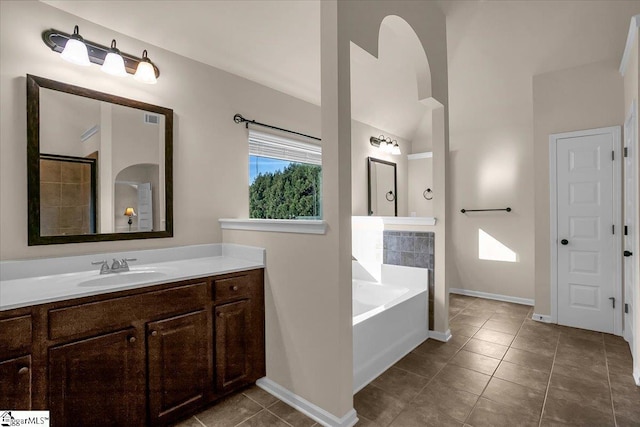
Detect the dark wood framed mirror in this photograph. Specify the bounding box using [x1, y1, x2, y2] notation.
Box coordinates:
[367, 157, 397, 216]
[27, 74, 173, 245]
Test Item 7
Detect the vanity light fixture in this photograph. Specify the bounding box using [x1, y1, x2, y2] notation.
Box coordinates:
[101, 40, 127, 77]
[59, 25, 90, 66]
[134, 50, 157, 84]
[124, 207, 137, 232]
[43, 27, 160, 83]
[370, 135, 401, 156]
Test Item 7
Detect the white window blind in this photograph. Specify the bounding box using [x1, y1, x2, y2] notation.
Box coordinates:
[248, 129, 321, 166]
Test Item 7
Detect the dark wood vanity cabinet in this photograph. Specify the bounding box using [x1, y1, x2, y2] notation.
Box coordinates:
[147, 310, 209, 425]
[0, 355, 32, 410]
[0, 313, 33, 410]
[48, 328, 143, 427]
[0, 268, 265, 427]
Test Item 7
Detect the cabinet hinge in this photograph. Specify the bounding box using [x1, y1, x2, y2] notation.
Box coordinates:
[612, 150, 615, 160]
[624, 147, 629, 157]
[612, 225, 615, 234]
[625, 225, 628, 236]
[625, 303, 629, 314]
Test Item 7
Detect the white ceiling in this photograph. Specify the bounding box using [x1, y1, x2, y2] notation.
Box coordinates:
[43, 1, 640, 144]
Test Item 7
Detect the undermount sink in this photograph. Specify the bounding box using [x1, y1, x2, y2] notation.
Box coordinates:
[78, 271, 168, 287]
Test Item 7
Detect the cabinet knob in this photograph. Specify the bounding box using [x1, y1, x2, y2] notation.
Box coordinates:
[18, 366, 29, 375]
[232, 285, 239, 291]
[128, 335, 137, 343]
[150, 330, 158, 337]
[217, 312, 223, 318]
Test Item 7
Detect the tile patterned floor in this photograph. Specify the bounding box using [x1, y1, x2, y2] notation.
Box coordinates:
[355, 294, 640, 427]
[177, 294, 640, 427]
[174, 385, 319, 427]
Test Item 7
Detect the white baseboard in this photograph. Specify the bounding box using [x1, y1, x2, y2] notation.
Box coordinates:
[450, 288, 534, 306]
[429, 329, 452, 342]
[634, 368, 640, 386]
[531, 313, 554, 323]
[256, 377, 358, 427]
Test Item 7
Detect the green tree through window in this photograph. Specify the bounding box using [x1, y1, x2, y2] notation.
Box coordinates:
[249, 160, 321, 219]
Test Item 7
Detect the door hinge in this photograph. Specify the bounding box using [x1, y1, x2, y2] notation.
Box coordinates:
[612, 225, 615, 235]
[625, 303, 629, 314]
[624, 147, 629, 157]
[625, 225, 629, 235]
[609, 297, 615, 308]
[611, 150, 614, 160]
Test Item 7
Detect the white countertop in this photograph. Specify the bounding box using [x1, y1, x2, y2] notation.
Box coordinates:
[0, 244, 265, 311]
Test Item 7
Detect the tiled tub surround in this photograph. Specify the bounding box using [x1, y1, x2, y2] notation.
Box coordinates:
[383, 231, 434, 330]
[0, 243, 265, 310]
[353, 261, 429, 393]
[382, 231, 434, 270]
[352, 294, 640, 426]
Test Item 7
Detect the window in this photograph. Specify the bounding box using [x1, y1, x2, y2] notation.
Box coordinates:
[248, 130, 322, 219]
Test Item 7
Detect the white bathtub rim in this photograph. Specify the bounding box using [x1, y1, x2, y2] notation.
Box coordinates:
[353, 288, 426, 326]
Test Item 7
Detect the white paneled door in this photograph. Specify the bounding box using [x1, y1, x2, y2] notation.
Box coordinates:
[623, 103, 636, 350]
[552, 127, 621, 334]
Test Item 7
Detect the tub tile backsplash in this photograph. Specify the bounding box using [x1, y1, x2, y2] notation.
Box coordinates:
[383, 231, 434, 269]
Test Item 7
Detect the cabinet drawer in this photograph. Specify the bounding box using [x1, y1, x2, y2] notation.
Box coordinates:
[213, 275, 253, 303]
[0, 315, 32, 359]
[49, 282, 207, 341]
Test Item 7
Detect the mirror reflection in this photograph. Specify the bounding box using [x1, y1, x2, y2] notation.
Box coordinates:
[368, 157, 397, 216]
[27, 75, 173, 245]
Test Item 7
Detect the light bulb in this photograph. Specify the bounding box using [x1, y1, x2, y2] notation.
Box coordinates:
[60, 25, 90, 66]
[134, 50, 157, 84]
[101, 40, 127, 77]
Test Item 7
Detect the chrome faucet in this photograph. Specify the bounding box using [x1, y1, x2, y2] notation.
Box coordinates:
[92, 258, 137, 274]
[91, 260, 111, 275]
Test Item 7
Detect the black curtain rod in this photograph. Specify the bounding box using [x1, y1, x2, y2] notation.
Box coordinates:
[233, 114, 321, 141]
[460, 207, 512, 213]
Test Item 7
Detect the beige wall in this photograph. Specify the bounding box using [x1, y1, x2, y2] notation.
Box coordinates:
[0, 0, 321, 260]
[351, 120, 409, 217]
[0, 0, 449, 419]
[532, 59, 625, 315]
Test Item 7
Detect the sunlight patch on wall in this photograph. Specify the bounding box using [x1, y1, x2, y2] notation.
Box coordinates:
[478, 229, 517, 262]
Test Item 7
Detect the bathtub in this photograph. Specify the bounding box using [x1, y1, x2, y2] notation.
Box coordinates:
[353, 262, 429, 393]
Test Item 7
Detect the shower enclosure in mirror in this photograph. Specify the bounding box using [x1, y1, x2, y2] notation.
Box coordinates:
[27, 74, 173, 245]
[368, 157, 397, 216]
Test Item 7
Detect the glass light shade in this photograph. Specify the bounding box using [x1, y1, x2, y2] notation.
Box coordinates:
[102, 51, 127, 77]
[60, 38, 90, 66]
[124, 207, 137, 217]
[391, 142, 401, 155]
[134, 60, 157, 84]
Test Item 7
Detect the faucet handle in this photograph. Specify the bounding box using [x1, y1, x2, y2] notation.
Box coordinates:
[121, 258, 137, 268]
[111, 259, 122, 269]
[92, 260, 110, 274]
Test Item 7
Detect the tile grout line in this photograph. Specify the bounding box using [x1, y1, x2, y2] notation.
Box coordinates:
[264, 408, 296, 427]
[537, 330, 561, 427]
[384, 301, 482, 426]
[192, 415, 208, 427]
[602, 334, 618, 427]
[462, 308, 528, 425]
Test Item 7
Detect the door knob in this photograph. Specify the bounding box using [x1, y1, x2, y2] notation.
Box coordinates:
[561, 239, 569, 245]
[624, 250, 633, 257]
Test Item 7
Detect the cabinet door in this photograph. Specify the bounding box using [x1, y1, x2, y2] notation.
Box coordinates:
[147, 310, 208, 425]
[215, 300, 252, 393]
[0, 355, 31, 409]
[49, 328, 143, 427]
